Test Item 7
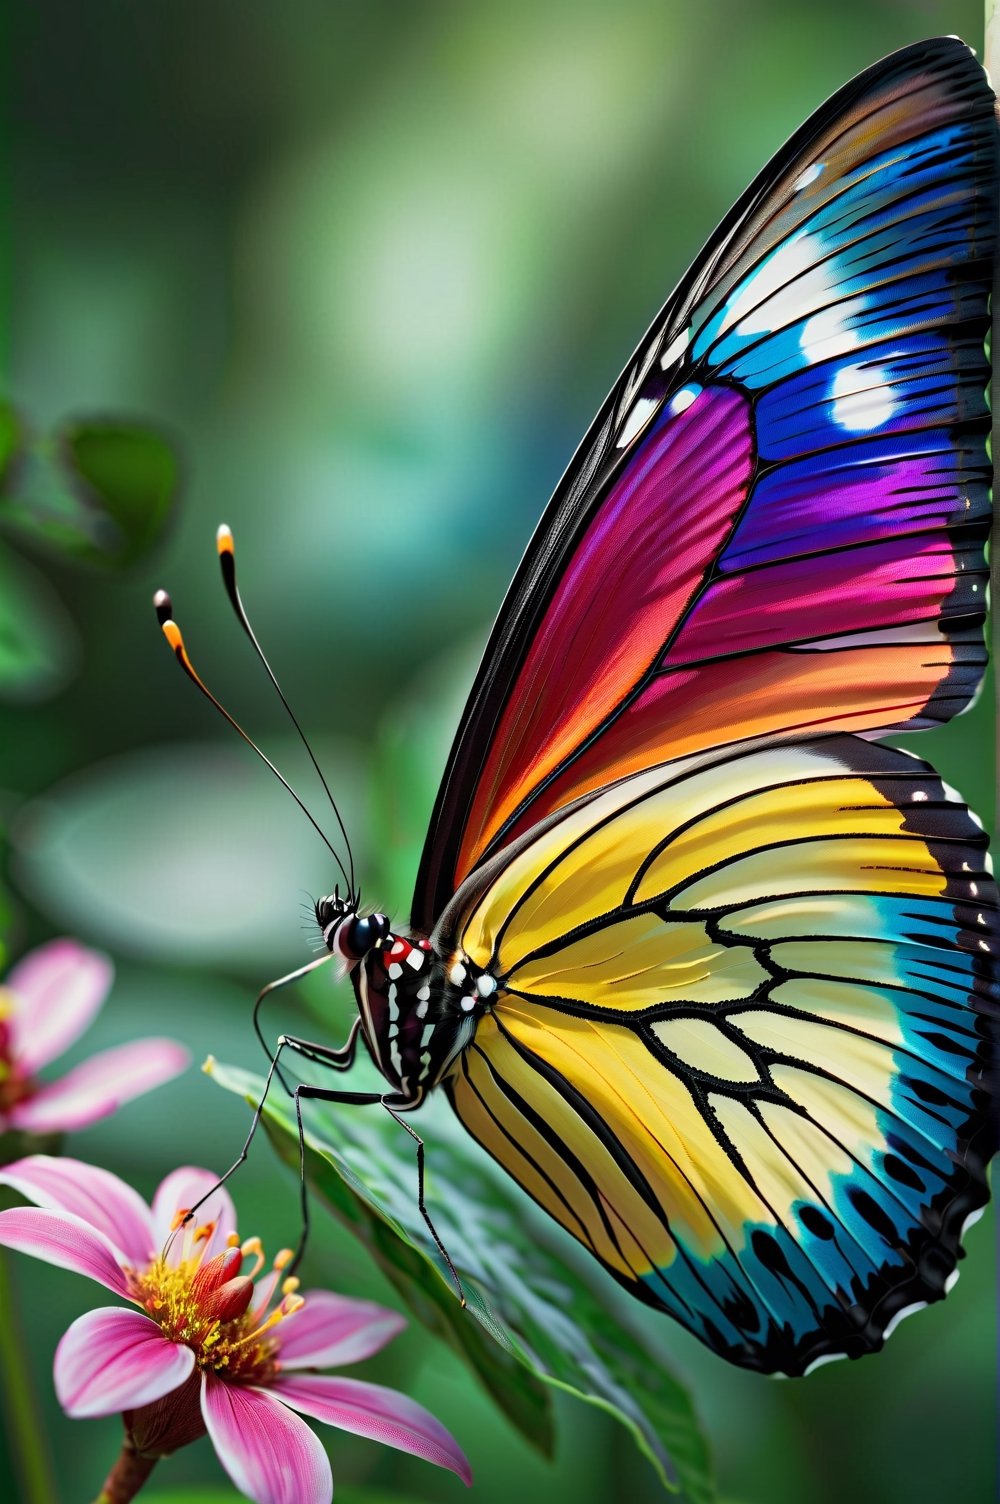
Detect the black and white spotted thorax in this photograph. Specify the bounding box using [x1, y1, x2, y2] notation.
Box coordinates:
[315, 895, 498, 1106]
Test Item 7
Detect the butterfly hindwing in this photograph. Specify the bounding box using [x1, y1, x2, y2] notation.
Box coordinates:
[413, 37, 996, 930]
[442, 737, 999, 1374]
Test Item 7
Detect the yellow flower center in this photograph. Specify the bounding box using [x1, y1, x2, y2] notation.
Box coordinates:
[128, 1219, 304, 1386]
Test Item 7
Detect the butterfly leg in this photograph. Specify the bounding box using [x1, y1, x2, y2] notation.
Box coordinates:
[289, 1083, 465, 1306]
[288, 1083, 387, 1275]
[381, 1097, 466, 1308]
[169, 1022, 361, 1249]
[251, 952, 336, 1092]
[274, 1018, 363, 1078]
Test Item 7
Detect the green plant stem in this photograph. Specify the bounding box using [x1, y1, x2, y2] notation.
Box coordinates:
[0, 1247, 59, 1504]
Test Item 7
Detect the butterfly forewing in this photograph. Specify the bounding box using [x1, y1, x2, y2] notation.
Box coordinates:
[413, 36, 996, 929]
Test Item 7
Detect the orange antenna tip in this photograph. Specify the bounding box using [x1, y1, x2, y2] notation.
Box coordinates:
[152, 528, 354, 891]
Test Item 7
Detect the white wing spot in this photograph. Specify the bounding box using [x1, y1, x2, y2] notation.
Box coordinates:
[659, 327, 690, 370]
[793, 162, 824, 191]
[799, 303, 860, 366]
[668, 384, 701, 417]
[617, 396, 658, 449]
[721, 233, 823, 336]
[830, 363, 896, 432]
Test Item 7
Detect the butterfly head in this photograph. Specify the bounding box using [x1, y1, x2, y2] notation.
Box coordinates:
[316, 891, 391, 966]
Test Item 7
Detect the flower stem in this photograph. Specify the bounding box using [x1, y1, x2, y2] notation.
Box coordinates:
[92, 1436, 159, 1504]
[0, 1248, 59, 1504]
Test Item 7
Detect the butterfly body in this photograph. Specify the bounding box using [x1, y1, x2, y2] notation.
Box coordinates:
[319, 900, 498, 1104]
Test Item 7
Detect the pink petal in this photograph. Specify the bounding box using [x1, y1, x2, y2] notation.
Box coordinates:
[278, 1291, 405, 1370]
[201, 1374, 332, 1504]
[153, 1169, 237, 1263]
[0, 1155, 153, 1267]
[55, 1307, 194, 1417]
[8, 1038, 189, 1135]
[7, 940, 113, 1071]
[274, 1374, 471, 1484]
[0, 1208, 131, 1296]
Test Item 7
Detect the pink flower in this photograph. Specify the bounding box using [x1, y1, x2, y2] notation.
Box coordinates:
[0, 939, 188, 1138]
[0, 1156, 471, 1503]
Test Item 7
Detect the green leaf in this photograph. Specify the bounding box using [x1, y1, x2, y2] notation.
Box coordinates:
[0, 402, 24, 496]
[210, 1060, 714, 1502]
[58, 418, 180, 565]
[0, 545, 79, 702]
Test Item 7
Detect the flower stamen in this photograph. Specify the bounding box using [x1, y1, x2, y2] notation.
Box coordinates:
[240, 1236, 265, 1280]
[130, 1223, 300, 1388]
[229, 1290, 306, 1352]
[251, 1247, 299, 1320]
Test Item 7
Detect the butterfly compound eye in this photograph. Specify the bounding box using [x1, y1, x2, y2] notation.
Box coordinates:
[347, 912, 390, 954]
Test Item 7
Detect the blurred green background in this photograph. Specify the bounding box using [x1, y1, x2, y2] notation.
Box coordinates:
[1, 2, 995, 1501]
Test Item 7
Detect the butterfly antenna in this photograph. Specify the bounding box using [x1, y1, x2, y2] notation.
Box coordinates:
[215, 525, 356, 899]
[152, 588, 352, 892]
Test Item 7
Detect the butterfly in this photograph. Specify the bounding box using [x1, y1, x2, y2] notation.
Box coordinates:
[157, 35, 999, 1377]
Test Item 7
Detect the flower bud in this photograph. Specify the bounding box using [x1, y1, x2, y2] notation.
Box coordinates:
[190, 1246, 242, 1300]
[202, 1274, 255, 1323]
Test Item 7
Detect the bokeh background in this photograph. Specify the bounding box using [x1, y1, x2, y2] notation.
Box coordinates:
[1, 2, 995, 1501]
